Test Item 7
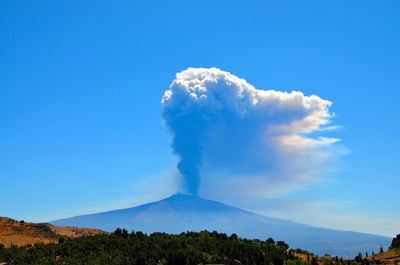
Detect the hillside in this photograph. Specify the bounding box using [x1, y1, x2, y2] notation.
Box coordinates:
[0, 229, 297, 265]
[367, 235, 400, 265]
[367, 249, 400, 265]
[0, 217, 105, 247]
[51, 194, 391, 257]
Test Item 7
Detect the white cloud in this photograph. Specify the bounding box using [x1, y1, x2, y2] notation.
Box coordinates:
[162, 67, 343, 196]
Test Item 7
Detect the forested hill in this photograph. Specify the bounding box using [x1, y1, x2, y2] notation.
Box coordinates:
[0, 229, 313, 265]
[2, 228, 399, 265]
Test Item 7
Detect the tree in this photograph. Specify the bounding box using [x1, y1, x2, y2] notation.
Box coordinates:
[311, 256, 318, 265]
[121, 228, 129, 239]
[114, 228, 122, 236]
[277, 241, 289, 250]
[379, 245, 384, 253]
[266, 237, 275, 244]
[390, 234, 400, 249]
[355, 252, 363, 262]
[229, 233, 238, 241]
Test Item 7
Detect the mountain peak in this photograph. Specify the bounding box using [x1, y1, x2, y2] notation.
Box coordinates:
[149, 193, 242, 214]
[51, 195, 391, 257]
[163, 193, 200, 200]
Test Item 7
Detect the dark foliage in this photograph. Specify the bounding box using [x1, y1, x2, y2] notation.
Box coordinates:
[390, 234, 400, 250]
[0, 229, 297, 265]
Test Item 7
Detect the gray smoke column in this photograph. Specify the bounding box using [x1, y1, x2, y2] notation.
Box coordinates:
[162, 67, 338, 195]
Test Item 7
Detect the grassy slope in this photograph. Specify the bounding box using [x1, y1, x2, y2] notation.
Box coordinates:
[368, 248, 400, 265]
[0, 217, 105, 247]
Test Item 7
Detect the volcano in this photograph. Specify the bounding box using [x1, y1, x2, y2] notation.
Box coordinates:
[51, 194, 390, 257]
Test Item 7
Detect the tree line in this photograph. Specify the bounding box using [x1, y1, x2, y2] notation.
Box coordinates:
[0, 229, 308, 265]
[0, 229, 396, 265]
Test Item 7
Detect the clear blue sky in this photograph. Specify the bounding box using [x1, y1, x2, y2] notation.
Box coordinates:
[1, 1, 399, 236]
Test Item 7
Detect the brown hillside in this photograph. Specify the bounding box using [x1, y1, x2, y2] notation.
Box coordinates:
[0, 217, 106, 247]
[368, 249, 400, 265]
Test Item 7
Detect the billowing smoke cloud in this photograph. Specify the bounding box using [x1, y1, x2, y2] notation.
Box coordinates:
[162, 67, 339, 196]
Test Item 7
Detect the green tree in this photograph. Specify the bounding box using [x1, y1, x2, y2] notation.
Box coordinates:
[311, 256, 318, 265]
[390, 234, 400, 249]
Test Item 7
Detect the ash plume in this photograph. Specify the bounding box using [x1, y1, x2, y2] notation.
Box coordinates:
[162, 67, 339, 196]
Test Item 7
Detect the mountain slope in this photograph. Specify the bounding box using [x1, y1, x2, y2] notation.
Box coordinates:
[51, 194, 391, 257]
[0, 217, 105, 247]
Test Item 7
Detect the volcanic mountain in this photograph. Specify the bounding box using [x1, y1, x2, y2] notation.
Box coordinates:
[51, 194, 390, 257]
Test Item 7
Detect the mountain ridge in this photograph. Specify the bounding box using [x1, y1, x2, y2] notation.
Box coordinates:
[51, 194, 391, 257]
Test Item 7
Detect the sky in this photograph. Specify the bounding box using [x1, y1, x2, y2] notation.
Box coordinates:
[0, 0, 399, 237]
